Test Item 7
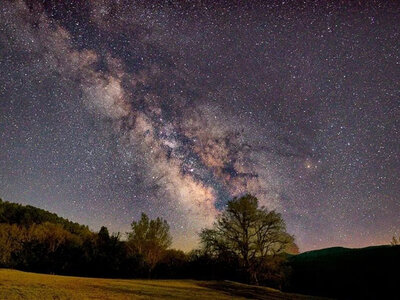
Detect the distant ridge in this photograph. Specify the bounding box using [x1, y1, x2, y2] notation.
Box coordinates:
[296, 244, 393, 258]
[0, 198, 89, 235]
[287, 243, 400, 299]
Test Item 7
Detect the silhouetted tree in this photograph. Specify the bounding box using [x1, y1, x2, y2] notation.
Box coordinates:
[391, 235, 400, 246]
[86, 226, 127, 277]
[200, 194, 296, 285]
[153, 249, 187, 278]
[127, 213, 172, 277]
[0, 224, 26, 267]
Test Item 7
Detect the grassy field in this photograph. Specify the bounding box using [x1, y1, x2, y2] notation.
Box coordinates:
[0, 269, 322, 299]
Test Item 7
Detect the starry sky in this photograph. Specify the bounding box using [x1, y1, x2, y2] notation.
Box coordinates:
[1, 0, 399, 252]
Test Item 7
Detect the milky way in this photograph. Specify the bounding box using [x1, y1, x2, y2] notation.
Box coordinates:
[1, 0, 399, 251]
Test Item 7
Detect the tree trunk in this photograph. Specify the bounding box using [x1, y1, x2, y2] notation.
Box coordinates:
[249, 269, 259, 285]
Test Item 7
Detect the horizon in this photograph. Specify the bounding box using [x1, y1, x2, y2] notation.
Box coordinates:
[0, 195, 394, 253]
[1, 0, 399, 253]
[0, 189, 394, 254]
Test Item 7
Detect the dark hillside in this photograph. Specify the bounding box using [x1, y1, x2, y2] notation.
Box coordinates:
[0, 198, 89, 235]
[287, 245, 400, 299]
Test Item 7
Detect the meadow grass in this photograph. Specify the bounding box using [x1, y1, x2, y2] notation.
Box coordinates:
[0, 269, 320, 299]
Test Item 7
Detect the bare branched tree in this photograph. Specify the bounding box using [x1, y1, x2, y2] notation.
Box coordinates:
[391, 235, 399, 246]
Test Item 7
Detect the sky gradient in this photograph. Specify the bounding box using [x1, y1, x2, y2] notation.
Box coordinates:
[1, 0, 399, 252]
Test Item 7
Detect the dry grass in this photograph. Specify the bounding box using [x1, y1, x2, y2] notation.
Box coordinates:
[0, 269, 322, 299]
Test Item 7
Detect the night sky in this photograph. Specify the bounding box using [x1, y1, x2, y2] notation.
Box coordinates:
[1, 0, 399, 252]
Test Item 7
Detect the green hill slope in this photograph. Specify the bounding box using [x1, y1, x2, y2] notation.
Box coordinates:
[0, 198, 89, 235]
[0, 269, 323, 300]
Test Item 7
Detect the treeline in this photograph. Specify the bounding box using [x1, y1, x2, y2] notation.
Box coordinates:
[2, 198, 399, 298]
[0, 200, 89, 234]
[0, 199, 172, 278]
[0, 196, 296, 289]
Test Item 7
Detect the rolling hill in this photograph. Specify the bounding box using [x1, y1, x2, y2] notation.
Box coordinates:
[287, 245, 400, 299]
[0, 269, 322, 300]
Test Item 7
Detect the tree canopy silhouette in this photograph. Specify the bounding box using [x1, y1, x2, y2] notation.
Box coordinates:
[200, 194, 296, 284]
[127, 213, 172, 276]
[391, 235, 400, 246]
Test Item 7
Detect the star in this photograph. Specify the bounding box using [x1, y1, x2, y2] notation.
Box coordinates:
[0, 0, 399, 252]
